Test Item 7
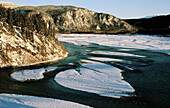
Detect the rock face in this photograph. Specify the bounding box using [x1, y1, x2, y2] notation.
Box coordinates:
[0, 22, 67, 68]
[38, 6, 137, 33]
[0, 4, 68, 68]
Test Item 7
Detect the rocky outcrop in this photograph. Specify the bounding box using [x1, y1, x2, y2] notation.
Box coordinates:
[0, 22, 67, 68]
[38, 6, 137, 33]
[0, 4, 68, 68]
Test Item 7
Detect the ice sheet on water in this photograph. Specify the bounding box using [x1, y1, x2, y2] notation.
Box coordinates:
[58, 34, 170, 51]
[55, 60, 135, 98]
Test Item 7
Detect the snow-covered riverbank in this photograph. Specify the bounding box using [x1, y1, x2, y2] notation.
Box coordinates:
[0, 94, 91, 108]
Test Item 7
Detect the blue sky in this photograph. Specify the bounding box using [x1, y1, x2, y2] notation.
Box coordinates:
[1, 0, 170, 19]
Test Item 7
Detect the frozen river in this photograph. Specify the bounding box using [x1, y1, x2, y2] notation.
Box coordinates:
[0, 34, 170, 108]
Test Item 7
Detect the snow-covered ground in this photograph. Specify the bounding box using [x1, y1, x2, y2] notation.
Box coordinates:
[0, 94, 91, 108]
[11, 66, 58, 81]
[57, 34, 170, 51]
[55, 60, 135, 98]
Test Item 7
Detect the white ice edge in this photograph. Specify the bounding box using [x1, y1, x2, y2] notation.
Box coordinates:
[0, 94, 91, 108]
[55, 60, 135, 98]
[88, 57, 123, 62]
[91, 51, 146, 58]
[10, 66, 58, 81]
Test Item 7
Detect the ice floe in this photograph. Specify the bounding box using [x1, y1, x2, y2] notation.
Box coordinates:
[55, 60, 135, 98]
[10, 66, 58, 81]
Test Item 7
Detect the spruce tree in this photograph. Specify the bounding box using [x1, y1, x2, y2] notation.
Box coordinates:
[7, 8, 12, 28]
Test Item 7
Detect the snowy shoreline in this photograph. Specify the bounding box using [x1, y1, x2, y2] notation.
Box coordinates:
[0, 94, 91, 108]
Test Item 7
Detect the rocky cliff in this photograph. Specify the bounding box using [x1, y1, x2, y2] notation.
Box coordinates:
[0, 3, 68, 68]
[38, 6, 137, 33]
[0, 21, 67, 68]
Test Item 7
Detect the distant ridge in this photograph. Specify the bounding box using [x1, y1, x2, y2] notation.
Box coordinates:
[125, 14, 170, 35]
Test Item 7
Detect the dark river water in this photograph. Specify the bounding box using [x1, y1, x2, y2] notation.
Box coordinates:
[0, 41, 170, 108]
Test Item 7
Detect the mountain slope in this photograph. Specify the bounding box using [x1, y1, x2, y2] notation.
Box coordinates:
[125, 14, 170, 35]
[3, 2, 137, 34]
[38, 5, 137, 34]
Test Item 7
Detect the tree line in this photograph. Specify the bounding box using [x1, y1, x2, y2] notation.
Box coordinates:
[0, 5, 56, 40]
